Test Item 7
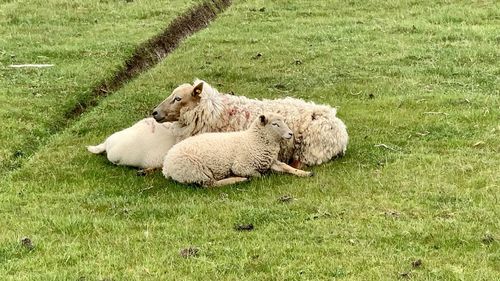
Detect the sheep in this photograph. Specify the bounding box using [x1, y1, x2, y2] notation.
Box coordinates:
[152, 79, 348, 168]
[163, 113, 313, 187]
[87, 117, 178, 170]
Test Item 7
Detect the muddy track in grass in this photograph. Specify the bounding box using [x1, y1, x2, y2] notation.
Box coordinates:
[68, 0, 232, 117]
[1, 0, 231, 176]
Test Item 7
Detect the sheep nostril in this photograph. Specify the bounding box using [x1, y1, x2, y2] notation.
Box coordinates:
[152, 111, 158, 116]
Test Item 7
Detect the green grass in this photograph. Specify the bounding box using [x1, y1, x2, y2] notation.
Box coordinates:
[0, 0, 201, 172]
[1, 0, 499, 280]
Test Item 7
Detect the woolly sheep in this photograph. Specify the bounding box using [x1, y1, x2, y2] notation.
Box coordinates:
[163, 113, 313, 187]
[87, 118, 178, 169]
[152, 79, 348, 168]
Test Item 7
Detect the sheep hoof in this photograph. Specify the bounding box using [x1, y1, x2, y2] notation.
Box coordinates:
[136, 167, 160, 176]
[308, 171, 315, 177]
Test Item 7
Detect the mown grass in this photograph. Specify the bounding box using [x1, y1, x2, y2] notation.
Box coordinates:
[0, 0, 201, 172]
[1, 0, 499, 280]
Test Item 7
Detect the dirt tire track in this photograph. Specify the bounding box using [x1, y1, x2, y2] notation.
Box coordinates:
[68, 0, 232, 117]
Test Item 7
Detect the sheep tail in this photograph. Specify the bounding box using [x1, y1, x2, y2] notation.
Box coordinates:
[86, 143, 106, 154]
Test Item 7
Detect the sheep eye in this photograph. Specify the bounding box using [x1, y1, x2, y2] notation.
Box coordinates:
[272, 123, 279, 127]
[174, 97, 182, 102]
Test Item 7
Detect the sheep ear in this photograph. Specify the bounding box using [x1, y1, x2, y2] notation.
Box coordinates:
[192, 82, 203, 97]
[259, 115, 267, 125]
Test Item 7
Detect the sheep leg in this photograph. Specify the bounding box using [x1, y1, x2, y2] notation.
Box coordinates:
[137, 167, 161, 176]
[211, 177, 249, 187]
[271, 161, 313, 177]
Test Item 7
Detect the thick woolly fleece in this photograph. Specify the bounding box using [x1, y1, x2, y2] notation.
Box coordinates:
[163, 114, 286, 186]
[87, 118, 178, 168]
[175, 79, 348, 166]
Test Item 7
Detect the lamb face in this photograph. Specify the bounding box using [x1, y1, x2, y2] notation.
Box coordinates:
[258, 113, 293, 141]
[152, 83, 200, 122]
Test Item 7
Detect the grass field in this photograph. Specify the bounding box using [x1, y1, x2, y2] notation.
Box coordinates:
[1, 0, 499, 280]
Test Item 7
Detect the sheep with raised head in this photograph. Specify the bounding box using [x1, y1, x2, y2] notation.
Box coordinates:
[153, 79, 348, 168]
[87, 118, 178, 170]
[163, 113, 313, 187]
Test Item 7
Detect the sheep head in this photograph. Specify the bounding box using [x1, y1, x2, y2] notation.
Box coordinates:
[152, 82, 203, 122]
[258, 113, 293, 141]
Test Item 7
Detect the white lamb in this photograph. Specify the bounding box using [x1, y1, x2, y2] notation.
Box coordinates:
[152, 79, 348, 168]
[87, 118, 177, 170]
[163, 113, 313, 187]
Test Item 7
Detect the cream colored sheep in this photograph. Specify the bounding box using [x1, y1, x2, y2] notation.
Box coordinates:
[152, 79, 348, 168]
[87, 118, 178, 169]
[163, 113, 313, 187]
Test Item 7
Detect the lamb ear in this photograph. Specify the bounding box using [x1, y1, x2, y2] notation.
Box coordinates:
[259, 115, 267, 125]
[192, 82, 203, 97]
